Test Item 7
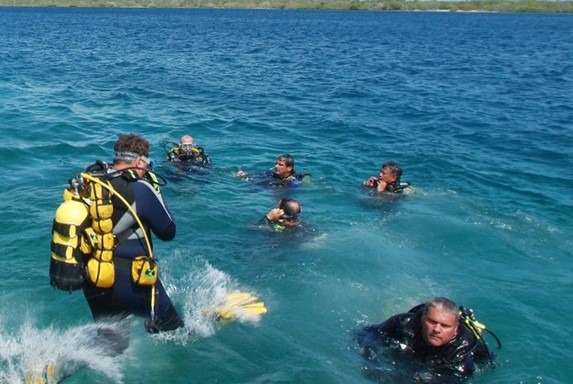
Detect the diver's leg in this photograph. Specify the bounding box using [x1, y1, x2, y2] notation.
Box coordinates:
[83, 284, 131, 356]
[95, 316, 131, 356]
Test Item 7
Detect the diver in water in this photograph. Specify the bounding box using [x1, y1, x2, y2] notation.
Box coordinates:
[363, 161, 411, 193]
[355, 297, 499, 383]
[166, 134, 210, 166]
[236, 154, 310, 188]
[259, 198, 303, 231]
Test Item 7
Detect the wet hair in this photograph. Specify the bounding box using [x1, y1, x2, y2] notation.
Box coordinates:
[114, 133, 150, 158]
[279, 198, 301, 216]
[277, 154, 295, 169]
[423, 297, 460, 322]
[382, 161, 402, 179]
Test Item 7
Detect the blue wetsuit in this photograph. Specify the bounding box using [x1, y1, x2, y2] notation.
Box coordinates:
[83, 170, 182, 342]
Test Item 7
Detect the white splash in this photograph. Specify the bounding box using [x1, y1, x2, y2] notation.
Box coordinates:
[155, 258, 266, 345]
[0, 321, 124, 384]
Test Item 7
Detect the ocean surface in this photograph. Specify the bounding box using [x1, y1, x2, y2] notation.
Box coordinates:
[0, 6, 572, 384]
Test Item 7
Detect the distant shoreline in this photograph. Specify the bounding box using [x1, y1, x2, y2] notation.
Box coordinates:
[1, 1, 572, 13]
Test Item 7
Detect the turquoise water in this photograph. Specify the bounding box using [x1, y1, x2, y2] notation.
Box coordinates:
[1, 7, 572, 384]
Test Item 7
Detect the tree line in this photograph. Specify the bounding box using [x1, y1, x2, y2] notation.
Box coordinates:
[1, 0, 572, 13]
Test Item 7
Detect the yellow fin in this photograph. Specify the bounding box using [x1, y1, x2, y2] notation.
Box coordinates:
[24, 361, 57, 384]
[206, 292, 268, 320]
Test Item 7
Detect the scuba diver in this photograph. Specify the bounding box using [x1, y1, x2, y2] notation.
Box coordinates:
[50, 133, 183, 356]
[165, 134, 210, 166]
[363, 161, 413, 194]
[355, 297, 501, 383]
[251, 197, 319, 252]
[235, 153, 310, 188]
[259, 198, 303, 231]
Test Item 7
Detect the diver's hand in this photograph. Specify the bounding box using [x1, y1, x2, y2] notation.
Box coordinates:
[144, 318, 160, 334]
[376, 180, 388, 192]
[363, 176, 379, 188]
[266, 208, 284, 221]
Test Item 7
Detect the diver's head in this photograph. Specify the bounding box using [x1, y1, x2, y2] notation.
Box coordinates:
[421, 297, 460, 348]
[275, 154, 295, 178]
[379, 161, 402, 185]
[278, 198, 301, 227]
[113, 133, 151, 177]
[179, 135, 195, 154]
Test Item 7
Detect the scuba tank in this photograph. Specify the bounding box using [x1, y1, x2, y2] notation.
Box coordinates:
[49, 168, 116, 292]
[49, 186, 91, 292]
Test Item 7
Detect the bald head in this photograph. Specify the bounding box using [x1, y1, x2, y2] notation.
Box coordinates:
[180, 135, 194, 145]
[179, 135, 195, 154]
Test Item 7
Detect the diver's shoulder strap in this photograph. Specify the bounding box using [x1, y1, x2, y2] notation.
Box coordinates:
[84, 160, 112, 175]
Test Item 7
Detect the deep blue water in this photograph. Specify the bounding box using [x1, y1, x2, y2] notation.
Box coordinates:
[0, 6, 572, 384]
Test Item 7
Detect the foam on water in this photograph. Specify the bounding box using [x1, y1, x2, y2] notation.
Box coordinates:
[0, 321, 123, 383]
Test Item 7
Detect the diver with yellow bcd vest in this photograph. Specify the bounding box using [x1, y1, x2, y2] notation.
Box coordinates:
[49, 134, 267, 362]
[165, 134, 210, 166]
[50, 134, 182, 357]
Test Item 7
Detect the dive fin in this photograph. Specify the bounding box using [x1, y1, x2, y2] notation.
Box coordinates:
[24, 361, 57, 384]
[207, 292, 268, 320]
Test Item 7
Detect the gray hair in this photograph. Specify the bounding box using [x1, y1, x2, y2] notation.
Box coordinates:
[423, 297, 460, 322]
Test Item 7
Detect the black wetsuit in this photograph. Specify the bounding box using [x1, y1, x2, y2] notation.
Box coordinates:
[385, 180, 402, 193]
[167, 147, 210, 166]
[356, 306, 490, 383]
[83, 170, 183, 351]
[262, 169, 307, 187]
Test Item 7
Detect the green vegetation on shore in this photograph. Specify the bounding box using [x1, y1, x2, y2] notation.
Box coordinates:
[1, 0, 572, 13]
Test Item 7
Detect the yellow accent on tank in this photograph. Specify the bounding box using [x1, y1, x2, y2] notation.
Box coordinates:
[51, 233, 79, 260]
[54, 200, 89, 237]
[50, 252, 76, 264]
[52, 231, 79, 247]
